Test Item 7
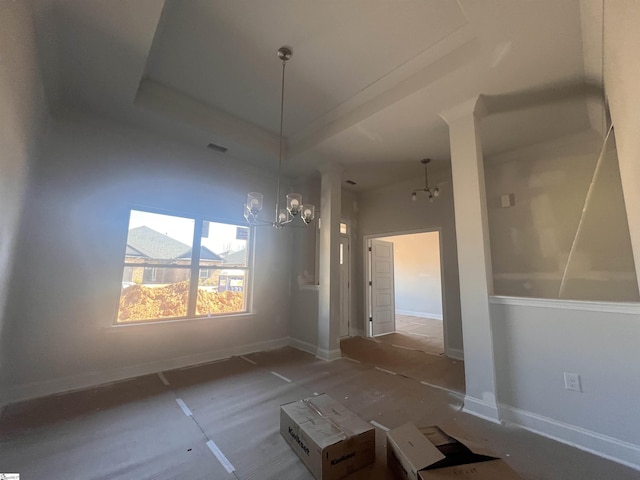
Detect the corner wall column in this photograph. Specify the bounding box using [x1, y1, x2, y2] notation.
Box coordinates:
[317, 162, 343, 361]
[440, 97, 499, 422]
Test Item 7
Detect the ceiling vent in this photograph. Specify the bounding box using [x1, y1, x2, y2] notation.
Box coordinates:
[207, 142, 228, 153]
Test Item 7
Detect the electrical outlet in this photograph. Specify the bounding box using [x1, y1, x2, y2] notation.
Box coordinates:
[564, 372, 581, 392]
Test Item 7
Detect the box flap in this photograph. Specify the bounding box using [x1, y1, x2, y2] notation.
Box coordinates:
[425, 424, 497, 459]
[419, 426, 459, 448]
[388, 423, 446, 471]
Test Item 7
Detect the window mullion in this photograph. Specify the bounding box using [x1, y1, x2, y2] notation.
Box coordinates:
[188, 217, 204, 317]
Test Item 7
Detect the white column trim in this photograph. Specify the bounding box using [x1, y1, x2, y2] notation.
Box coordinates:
[440, 97, 498, 415]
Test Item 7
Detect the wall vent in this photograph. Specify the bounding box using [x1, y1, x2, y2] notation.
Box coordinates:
[207, 142, 228, 153]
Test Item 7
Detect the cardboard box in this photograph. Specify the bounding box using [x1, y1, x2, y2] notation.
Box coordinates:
[386, 423, 521, 479]
[280, 394, 375, 480]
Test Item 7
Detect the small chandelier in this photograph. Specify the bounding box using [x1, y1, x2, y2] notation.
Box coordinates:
[411, 158, 439, 202]
[244, 47, 315, 228]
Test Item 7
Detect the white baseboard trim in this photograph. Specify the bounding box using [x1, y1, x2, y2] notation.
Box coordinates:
[500, 404, 640, 471]
[288, 337, 318, 356]
[316, 347, 342, 362]
[0, 336, 290, 407]
[462, 395, 500, 424]
[446, 347, 464, 360]
[396, 310, 443, 320]
[349, 328, 364, 338]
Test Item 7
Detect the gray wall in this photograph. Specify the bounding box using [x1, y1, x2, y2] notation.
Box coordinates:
[0, 112, 294, 404]
[606, 0, 640, 294]
[492, 298, 640, 460]
[0, 1, 47, 346]
[289, 183, 360, 347]
[484, 4, 640, 465]
[379, 232, 442, 318]
[291, 175, 321, 285]
[476, 126, 640, 466]
[485, 130, 638, 301]
[289, 176, 320, 348]
[357, 172, 463, 356]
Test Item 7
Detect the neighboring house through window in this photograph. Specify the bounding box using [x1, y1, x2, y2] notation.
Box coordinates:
[117, 208, 251, 323]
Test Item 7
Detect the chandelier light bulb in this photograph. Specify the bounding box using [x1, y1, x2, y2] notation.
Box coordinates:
[301, 204, 315, 224]
[287, 193, 303, 215]
[246, 192, 264, 215]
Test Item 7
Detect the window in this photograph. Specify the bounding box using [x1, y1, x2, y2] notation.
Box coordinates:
[116, 209, 251, 323]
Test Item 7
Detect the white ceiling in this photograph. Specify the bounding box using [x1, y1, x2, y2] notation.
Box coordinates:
[31, 0, 602, 192]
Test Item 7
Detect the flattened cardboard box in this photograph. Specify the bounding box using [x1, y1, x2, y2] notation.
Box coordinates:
[280, 394, 375, 480]
[386, 422, 521, 479]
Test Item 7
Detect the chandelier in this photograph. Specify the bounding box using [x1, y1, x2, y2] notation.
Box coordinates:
[411, 158, 439, 202]
[244, 47, 315, 228]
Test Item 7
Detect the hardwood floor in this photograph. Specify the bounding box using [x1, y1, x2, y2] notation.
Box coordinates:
[373, 314, 444, 355]
[1, 344, 638, 479]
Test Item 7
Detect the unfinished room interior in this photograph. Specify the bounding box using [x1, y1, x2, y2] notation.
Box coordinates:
[2, 0, 640, 478]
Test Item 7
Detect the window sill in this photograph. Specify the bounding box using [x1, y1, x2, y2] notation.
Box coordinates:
[104, 312, 256, 332]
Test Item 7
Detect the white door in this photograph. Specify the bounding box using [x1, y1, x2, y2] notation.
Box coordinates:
[340, 236, 350, 337]
[370, 239, 395, 336]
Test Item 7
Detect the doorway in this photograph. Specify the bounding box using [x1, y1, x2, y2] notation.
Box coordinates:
[365, 230, 444, 355]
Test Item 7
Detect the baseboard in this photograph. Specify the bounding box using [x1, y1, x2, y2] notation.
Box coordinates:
[446, 347, 464, 360]
[500, 404, 640, 471]
[316, 347, 342, 362]
[288, 337, 317, 356]
[0, 336, 290, 407]
[396, 310, 443, 320]
[462, 395, 500, 423]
